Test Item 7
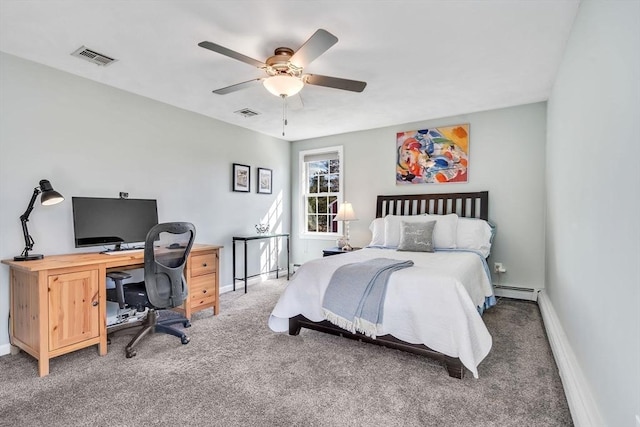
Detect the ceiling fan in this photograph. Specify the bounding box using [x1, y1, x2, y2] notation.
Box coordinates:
[198, 29, 367, 98]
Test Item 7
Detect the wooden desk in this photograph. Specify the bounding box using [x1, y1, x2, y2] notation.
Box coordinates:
[232, 234, 289, 293]
[1, 243, 221, 377]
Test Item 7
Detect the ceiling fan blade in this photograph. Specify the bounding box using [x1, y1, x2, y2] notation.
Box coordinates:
[198, 41, 266, 68]
[290, 29, 338, 68]
[304, 74, 367, 93]
[212, 78, 263, 95]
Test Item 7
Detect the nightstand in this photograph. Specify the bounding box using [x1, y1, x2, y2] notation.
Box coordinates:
[322, 246, 361, 257]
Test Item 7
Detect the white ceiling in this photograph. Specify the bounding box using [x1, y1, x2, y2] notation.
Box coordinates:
[0, 1, 579, 142]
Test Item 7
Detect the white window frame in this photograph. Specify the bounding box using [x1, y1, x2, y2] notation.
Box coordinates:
[299, 145, 344, 240]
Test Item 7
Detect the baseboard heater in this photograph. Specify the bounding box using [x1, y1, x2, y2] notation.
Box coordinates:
[493, 285, 540, 302]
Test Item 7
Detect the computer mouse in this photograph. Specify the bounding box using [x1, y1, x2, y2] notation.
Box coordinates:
[168, 243, 181, 249]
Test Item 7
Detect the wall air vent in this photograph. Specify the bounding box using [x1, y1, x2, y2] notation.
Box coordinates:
[234, 108, 260, 118]
[71, 46, 117, 66]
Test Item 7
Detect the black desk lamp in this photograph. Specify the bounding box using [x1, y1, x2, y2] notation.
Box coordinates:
[14, 179, 64, 261]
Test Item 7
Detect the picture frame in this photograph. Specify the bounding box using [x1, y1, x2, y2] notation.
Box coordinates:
[232, 163, 250, 192]
[396, 124, 470, 184]
[257, 168, 273, 194]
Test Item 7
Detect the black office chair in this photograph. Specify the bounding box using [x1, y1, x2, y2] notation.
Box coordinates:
[106, 222, 196, 358]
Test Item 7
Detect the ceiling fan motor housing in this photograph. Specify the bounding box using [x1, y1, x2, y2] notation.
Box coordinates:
[266, 47, 301, 76]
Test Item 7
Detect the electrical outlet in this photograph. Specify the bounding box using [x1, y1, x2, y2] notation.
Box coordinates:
[635, 414, 640, 427]
[493, 262, 506, 274]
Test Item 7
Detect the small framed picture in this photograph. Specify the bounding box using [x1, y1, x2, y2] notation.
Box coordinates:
[232, 163, 250, 192]
[257, 168, 272, 194]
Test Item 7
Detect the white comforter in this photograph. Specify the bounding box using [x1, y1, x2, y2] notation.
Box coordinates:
[268, 248, 494, 378]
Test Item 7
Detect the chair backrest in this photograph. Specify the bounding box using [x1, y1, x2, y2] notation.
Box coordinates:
[143, 222, 196, 309]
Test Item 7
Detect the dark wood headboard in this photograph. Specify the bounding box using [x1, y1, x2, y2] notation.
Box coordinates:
[376, 191, 489, 220]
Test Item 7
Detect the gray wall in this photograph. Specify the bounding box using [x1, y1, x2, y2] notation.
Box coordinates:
[290, 102, 547, 291]
[0, 53, 291, 350]
[545, 1, 640, 425]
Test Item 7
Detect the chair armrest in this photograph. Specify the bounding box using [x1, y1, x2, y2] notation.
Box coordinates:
[107, 271, 132, 309]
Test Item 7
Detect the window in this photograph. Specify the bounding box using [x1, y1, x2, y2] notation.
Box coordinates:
[300, 146, 343, 237]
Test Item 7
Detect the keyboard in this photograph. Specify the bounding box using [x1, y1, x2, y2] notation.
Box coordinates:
[102, 249, 144, 255]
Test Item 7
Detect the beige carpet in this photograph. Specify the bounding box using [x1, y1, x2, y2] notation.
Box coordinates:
[0, 278, 572, 426]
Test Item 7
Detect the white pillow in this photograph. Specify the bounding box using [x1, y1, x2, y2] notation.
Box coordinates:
[423, 213, 459, 249]
[368, 218, 385, 246]
[383, 215, 433, 248]
[456, 217, 494, 258]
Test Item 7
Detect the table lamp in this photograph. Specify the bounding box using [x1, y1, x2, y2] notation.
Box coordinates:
[14, 179, 64, 261]
[334, 202, 357, 251]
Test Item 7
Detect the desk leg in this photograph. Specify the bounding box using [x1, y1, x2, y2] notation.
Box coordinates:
[98, 265, 108, 356]
[37, 271, 50, 377]
[243, 240, 248, 294]
[38, 357, 50, 377]
[287, 236, 290, 280]
[232, 239, 236, 292]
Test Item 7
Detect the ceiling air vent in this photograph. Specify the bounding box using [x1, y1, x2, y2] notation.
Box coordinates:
[71, 46, 117, 66]
[234, 108, 260, 118]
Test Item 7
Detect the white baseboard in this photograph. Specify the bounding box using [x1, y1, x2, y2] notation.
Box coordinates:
[493, 284, 540, 301]
[0, 343, 11, 356]
[538, 290, 604, 427]
[220, 269, 288, 294]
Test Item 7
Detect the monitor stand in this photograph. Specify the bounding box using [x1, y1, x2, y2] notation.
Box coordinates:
[100, 243, 122, 254]
[100, 243, 143, 254]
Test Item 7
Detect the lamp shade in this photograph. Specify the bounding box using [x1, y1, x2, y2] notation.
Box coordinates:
[263, 75, 304, 97]
[39, 179, 64, 205]
[334, 202, 357, 221]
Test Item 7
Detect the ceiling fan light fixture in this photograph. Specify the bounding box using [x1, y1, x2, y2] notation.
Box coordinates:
[263, 75, 304, 97]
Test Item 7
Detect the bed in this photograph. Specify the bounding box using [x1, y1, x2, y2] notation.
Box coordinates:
[269, 191, 494, 379]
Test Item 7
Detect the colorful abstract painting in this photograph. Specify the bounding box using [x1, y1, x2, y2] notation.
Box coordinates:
[396, 124, 469, 184]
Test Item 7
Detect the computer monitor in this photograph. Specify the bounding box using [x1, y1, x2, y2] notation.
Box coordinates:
[72, 197, 158, 250]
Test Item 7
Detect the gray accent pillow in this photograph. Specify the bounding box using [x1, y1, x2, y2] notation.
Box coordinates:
[397, 220, 436, 252]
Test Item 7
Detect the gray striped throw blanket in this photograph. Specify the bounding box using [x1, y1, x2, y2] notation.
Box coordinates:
[322, 258, 414, 339]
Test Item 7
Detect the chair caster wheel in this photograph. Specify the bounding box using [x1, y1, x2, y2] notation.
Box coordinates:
[181, 336, 190, 345]
[126, 349, 136, 358]
[183, 320, 191, 328]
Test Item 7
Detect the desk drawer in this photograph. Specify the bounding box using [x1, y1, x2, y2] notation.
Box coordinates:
[191, 252, 216, 277]
[189, 275, 216, 307]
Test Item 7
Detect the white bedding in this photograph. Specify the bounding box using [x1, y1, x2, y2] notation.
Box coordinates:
[268, 248, 494, 378]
